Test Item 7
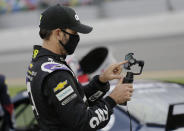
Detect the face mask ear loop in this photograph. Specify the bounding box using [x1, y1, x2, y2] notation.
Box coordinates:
[59, 30, 68, 47]
[59, 40, 65, 47]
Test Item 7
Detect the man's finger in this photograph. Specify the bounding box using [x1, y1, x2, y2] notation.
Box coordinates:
[123, 84, 133, 89]
[117, 60, 128, 66]
[128, 88, 134, 92]
[118, 76, 124, 83]
[113, 68, 122, 74]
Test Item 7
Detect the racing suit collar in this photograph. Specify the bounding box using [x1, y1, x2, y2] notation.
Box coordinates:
[32, 45, 66, 62]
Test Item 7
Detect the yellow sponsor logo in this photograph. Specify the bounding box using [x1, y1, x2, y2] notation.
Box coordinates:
[40, 15, 42, 21]
[28, 70, 32, 75]
[33, 49, 39, 59]
[54, 80, 68, 92]
[29, 63, 33, 68]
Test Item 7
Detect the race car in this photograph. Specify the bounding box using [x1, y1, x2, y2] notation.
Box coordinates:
[101, 80, 184, 131]
[6, 80, 184, 131]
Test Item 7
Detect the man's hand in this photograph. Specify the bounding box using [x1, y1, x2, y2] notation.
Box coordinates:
[99, 61, 128, 83]
[109, 78, 133, 104]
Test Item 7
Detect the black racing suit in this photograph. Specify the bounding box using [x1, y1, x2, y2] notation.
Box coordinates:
[26, 45, 117, 131]
[0, 74, 14, 131]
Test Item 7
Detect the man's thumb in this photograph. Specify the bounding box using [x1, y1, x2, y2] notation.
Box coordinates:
[112, 75, 122, 80]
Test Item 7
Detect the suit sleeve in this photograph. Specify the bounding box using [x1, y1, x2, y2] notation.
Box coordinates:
[0, 75, 14, 129]
[43, 70, 116, 131]
[80, 75, 110, 105]
[0, 75, 13, 114]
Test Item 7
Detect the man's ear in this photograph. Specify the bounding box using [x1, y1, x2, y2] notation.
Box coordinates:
[54, 28, 62, 40]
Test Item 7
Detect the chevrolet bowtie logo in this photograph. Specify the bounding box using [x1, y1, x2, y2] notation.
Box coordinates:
[54, 80, 68, 92]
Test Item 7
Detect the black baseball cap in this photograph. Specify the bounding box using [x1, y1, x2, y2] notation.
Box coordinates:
[39, 4, 93, 34]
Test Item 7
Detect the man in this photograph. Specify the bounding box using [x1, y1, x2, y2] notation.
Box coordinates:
[26, 4, 133, 131]
[0, 74, 14, 131]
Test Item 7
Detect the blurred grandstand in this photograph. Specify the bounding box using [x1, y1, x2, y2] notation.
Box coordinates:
[1, 0, 183, 14]
[0, 0, 38, 13]
[0, 0, 94, 14]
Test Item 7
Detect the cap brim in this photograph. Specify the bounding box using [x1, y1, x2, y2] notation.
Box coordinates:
[70, 23, 93, 34]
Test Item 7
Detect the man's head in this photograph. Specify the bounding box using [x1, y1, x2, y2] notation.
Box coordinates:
[39, 4, 93, 55]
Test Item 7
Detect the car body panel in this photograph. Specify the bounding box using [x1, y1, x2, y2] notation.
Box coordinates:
[3, 81, 183, 131]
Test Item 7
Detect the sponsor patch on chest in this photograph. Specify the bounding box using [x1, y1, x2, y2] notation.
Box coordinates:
[56, 86, 74, 101]
[61, 93, 77, 105]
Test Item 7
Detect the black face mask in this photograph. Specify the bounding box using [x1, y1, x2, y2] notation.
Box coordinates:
[59, 30, 80, 55]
